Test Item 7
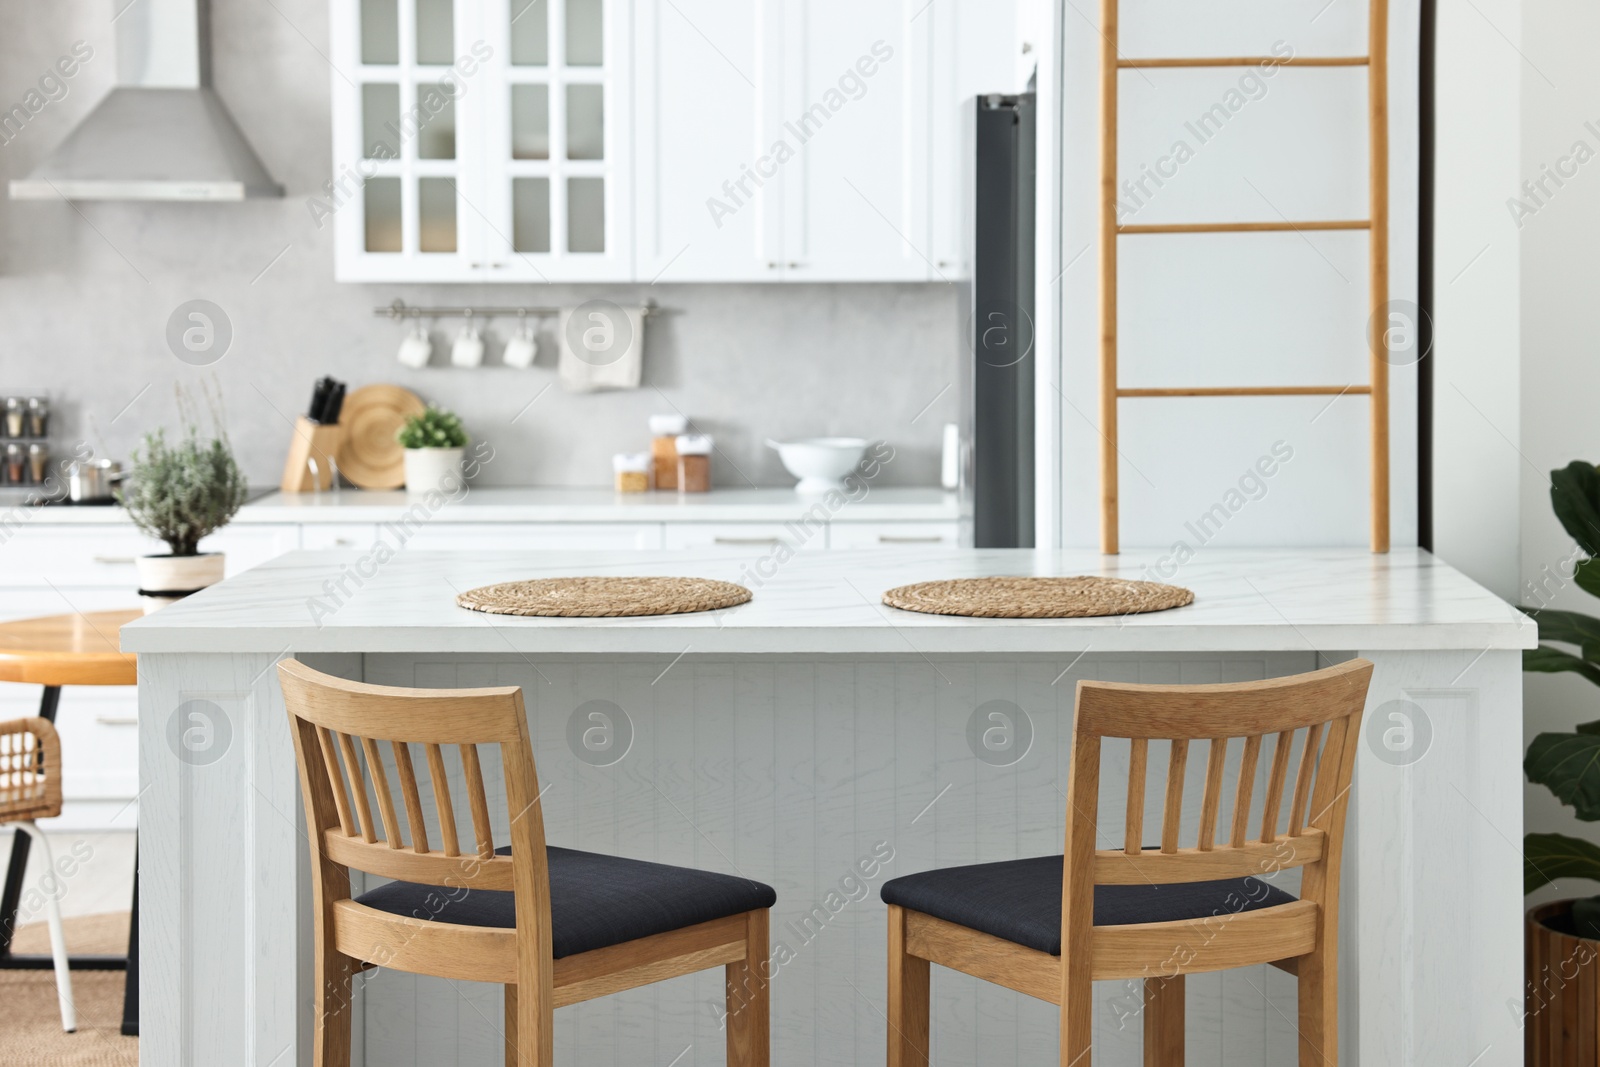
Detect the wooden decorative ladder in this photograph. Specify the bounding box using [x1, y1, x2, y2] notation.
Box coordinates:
[1097, 0, 1390, 554]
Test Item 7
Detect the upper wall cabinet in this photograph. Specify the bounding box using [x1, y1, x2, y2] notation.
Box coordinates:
[329, 0, 1019, 282]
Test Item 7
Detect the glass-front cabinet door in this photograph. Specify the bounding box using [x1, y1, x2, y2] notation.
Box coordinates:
[330, 0, 629, 282]
[479, 0, 632, 280]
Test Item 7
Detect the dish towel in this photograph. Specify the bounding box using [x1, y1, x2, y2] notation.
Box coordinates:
[558, 304, 645, 392]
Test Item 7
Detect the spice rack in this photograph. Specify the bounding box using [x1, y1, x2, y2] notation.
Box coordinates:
[1, 395, 50, 486]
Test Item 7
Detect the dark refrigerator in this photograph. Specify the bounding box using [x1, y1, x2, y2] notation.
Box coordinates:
[963, 91, 1036, 548]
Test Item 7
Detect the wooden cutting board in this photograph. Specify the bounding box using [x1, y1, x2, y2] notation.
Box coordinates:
[335, 384, 425, 489]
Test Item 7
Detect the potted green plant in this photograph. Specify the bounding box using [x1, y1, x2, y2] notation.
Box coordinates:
[117, 395, 248, 608]
[1522, 460, 1600, 1053]
[398, 406, 467, 491]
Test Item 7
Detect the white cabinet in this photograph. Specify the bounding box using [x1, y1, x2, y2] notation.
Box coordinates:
[329, 0, 1016, 282]
[661, 521, 825, 554]
[827, 521, 960, 548]
[633, 0, 782, 281]
[927, 0, 1028, 275]
[390, 522, 663, 551]
[329, 0, 630, 282]
[775, 0, 931, 281]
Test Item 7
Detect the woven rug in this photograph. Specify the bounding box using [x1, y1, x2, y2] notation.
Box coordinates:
[457, 576, 752, 617]
[882, 576, 1194, 618]
[1, 911, 137, 1064]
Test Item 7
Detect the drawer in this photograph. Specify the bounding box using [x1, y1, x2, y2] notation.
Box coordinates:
[827, 522, 962, 549]
[389, 523, 664, 552]
[0, 524, 299, 587]
[661, 522, 827, 553]
[300, 523, 381, 551]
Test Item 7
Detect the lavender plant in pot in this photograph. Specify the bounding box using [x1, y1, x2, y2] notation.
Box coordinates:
[118, 408, 248, 610]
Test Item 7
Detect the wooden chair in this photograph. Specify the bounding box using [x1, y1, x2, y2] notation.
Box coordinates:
[278, 659, 775, 1067]
[0, 716, 75, 1032]
[881, 659, 1372, 1066]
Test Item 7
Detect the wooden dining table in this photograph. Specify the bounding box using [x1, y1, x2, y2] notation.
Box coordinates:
[0, 608, 141, 1036]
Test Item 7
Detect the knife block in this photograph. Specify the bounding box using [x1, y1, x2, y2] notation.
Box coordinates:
[279, 417, 343, 493]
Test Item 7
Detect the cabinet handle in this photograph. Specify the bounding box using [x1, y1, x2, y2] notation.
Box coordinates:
[95, 715, 139, 726]
[333, 538, 354, 547]
[92, 555, 135, 564]
[937, 260, 955, 268]
[878, 535, 945, 544]
[786, 261, 804, 268]
[713, 536, 783, 545]
[766, 262, 781, 269]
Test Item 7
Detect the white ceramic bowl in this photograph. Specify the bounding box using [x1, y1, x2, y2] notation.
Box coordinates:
[766, 437, 868, 493]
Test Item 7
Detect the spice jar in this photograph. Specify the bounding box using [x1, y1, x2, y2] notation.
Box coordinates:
[27, 443, 47, 484]
[675, 434, 712, 493]
[613, 452, 652, 493]
[26, 397, 47, 438]
[4, 443, 23, 483]
[649, 414, 688, 490]
[3, 398, 21, 438]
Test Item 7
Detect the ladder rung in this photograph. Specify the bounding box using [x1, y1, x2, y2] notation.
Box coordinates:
[1119, 386, 1373, 398]
[1119, 56, 1369, 69]
[1118, 220, 1371, 235]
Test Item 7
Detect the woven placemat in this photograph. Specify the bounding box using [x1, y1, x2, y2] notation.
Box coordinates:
[882, 576, 1194, 618]
[457, 576, 752, 617]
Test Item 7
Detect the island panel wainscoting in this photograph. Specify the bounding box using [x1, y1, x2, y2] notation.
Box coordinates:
[120, 547, 1533, 1067]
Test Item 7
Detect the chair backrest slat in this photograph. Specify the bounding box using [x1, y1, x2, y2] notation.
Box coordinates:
[425, 743, 461, 858]
[1260, 728, 1295, 842]
[1159, 739, 1188, 853]
[460, 743, 497, 859]
[1066, 659, 1372, 967]
[1229, 733, 1263, 848]
[277, 658, 548, 906]
[391, 741, 430, 855]
[337, 731, 377, 843]
[1196, 737, 1228, 851]
[1123, 738, 1146, 855]
[1288, 721, 1325, 836]
[316, 727, 356, 837]
[360, 735, 404, 850]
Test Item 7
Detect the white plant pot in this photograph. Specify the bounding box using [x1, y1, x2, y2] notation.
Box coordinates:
[404, 447, 465, 492]
[136, 552, 226, 607]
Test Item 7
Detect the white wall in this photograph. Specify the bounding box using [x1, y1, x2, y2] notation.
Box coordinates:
[1516, 0, 1600, 907]
[1431, 0, 1523, 601]
[1049, 0, 1421, 552]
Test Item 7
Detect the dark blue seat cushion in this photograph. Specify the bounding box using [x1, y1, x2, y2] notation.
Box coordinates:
[355, 846, 776, 959]
[880, 854, 1297, 955]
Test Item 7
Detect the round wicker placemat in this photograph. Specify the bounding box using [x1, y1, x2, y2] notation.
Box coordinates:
[882, 576, 1193, 619]
[456, 576, 752, 617]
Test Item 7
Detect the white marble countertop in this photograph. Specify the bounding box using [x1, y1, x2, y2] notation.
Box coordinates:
[120, 546, 1535, 655]
[6, 486, 960, 524]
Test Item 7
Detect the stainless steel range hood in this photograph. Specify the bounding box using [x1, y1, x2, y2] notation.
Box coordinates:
[10, 0, 282, 201]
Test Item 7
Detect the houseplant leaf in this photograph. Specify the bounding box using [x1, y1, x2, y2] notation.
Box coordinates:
[1527, 730, 1600, 820]
[1524, 646, 1600, 687]
[1525, 832, 1600, 894]
[1523, 607, 1600, 648]
[1577, 558, 1600, 601]
[1551, 461, 1600, 557]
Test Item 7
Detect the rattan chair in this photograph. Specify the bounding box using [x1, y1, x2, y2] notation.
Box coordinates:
[0, 716, 75, 1032]
[278, 658, 775, 1067]
[881, 659, 1372, 1066]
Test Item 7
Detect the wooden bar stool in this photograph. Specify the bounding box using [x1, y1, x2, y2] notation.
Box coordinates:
[278, 659, 776, 1067]
[0, 716, 74, 1030]
[0, 609, 141, 1036]
[880, 659, 1372, 1066]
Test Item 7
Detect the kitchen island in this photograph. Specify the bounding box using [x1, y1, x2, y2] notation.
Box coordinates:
[121, 547, 1533, 1067]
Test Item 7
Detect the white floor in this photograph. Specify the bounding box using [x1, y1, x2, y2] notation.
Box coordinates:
[11, 829, 137, 925]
